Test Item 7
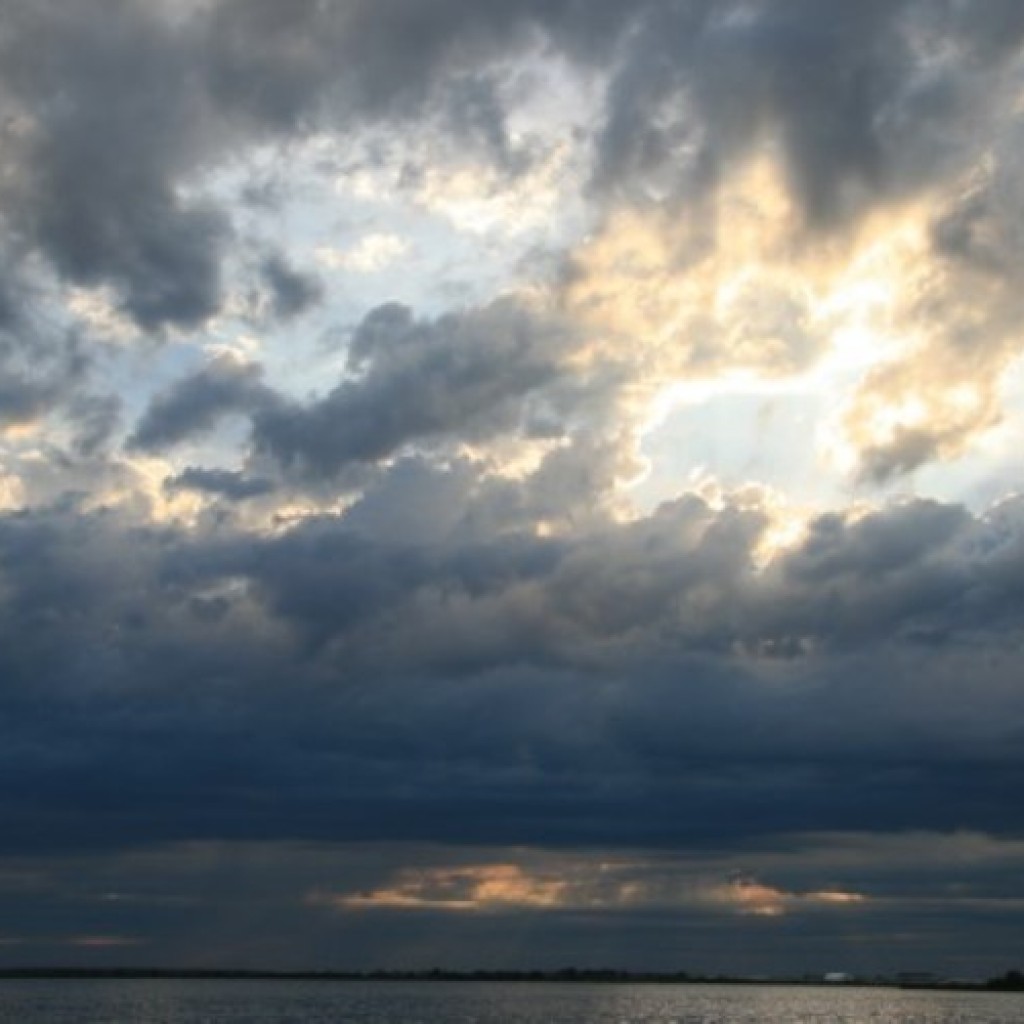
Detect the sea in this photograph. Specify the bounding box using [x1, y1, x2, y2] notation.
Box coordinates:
[0, 980, 1019, 1024]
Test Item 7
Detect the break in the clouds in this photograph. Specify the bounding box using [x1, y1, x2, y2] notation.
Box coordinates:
[2, 0, 1024, 977]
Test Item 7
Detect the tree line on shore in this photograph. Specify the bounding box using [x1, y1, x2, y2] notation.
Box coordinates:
[0, 967, 1020, 989]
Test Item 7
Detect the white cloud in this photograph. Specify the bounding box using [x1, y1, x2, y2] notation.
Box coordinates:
[316, 233, 410, 274]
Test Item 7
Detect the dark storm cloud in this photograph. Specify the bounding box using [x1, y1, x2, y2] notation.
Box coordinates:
[1, 490, 1024, 858]
[252, 299, 569, 476]
[129, 356, 274, 452]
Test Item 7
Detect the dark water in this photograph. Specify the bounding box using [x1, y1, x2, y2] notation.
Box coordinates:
[0, 980, 1019, 1023]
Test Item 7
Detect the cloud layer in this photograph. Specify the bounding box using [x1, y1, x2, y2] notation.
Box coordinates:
[2, 0, 1024, 973]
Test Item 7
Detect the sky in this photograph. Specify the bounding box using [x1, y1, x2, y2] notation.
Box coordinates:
[2, 0, 1024, 979]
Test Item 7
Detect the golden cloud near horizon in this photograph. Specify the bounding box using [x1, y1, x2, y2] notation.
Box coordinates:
[308, 861, 867, 918]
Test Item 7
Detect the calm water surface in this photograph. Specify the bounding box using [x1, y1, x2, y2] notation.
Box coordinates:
[0, 980, 1020, 1024]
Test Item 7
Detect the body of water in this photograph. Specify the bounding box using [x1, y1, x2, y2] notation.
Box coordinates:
[0, 980, 1019, 1023]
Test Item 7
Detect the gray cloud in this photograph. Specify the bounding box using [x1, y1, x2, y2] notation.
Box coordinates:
[129, 356, 274, 452]
[165, 466, 276, 502]
[0, 0, 643, 337]
[127, 296, 576, 478]
[0, 0, 1017, 342]
[0, 313, 90, 433]
[0, 377, 64, 430]
[591, 1, 1023, 224]
[0, 1, 229, 330]
[0, 489, 1022, 863]
[258, 254, 323, 321]
[65, 394, 122, 459]
[252, 299, 570, 476]
[201, 0, 645, 130]
[5, 833, 1024, 974]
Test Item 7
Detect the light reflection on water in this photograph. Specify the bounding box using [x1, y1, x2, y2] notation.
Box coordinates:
[0, 981, 1019, 1024]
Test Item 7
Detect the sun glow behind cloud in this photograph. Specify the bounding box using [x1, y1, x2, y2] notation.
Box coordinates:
[309, 858, 869, 921]
[710, 875, 867, 918]
[561, 152, 949, 513]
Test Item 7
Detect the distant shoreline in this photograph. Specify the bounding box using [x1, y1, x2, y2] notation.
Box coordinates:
[0, 968, 1020, 992]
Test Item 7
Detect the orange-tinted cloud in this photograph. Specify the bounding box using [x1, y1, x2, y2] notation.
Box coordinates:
[310, 864, 569, 913]
[707, 874, 867, 918]
[310, 860, 867, 919]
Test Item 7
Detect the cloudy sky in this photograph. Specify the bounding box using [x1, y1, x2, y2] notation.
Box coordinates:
[3, 0, 1024, 978]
